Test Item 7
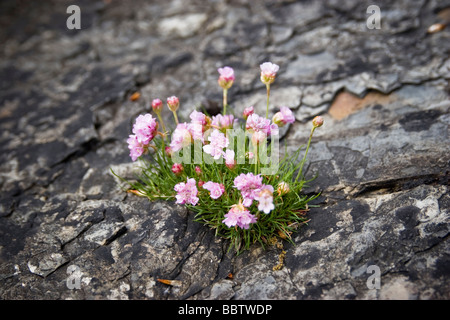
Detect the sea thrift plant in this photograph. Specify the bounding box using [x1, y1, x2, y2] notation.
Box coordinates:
[113, 62, 325, 254]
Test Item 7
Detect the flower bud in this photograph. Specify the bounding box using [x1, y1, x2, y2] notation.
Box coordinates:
[198, 180, 205, 188]
[195, 166, 202, 176]
[243, 106, 254, 120]
[171, 163, 184, 176]
[277, 181, 290, 196]
[151, 98, 163, 113]
[272, 112, 284, 126]
[165, 146, 172, 158]
[312, 116, 324, 128]
[167, 96, 179, 112]
[260, 62, 279, 85]
[218, 66, 235, 90]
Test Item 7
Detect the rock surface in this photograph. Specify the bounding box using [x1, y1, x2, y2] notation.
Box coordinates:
[0, 0, 449, 300]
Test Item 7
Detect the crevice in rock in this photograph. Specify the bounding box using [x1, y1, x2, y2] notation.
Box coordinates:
[350, 172, 449, 198]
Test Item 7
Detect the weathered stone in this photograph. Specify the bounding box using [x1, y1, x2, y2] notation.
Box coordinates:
[0, 0, 449, 301]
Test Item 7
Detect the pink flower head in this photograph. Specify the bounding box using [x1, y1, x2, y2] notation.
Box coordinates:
[224, 149, 236, 169]
[246, 113, 271, 134]
[218, 66, 235, 90]
[190, 110, 208, 125]
[187, 122, 204, 142]
[211, 114, 235, 130]
[174, 178, 199, 206]
[254, 184, 275, 214]
[260, 62, 279, 85]
[233, 172, 263, 207]
[272, 106, 295, 127]
[203, 128, 229, 160]
[151, 98, 163, 113]
[127, 134, 146, 161]
[222, 202, 257, 229]
[171, 163, 184, 176]
[203, 181, 225, 199]
[251, 131, 267, 146]
[167, 96, 179, 112]
[132, 113, 159, 145]
[243, 106, 254, 120]
[170, 122, 192, 152]
[188, 110, 209, 142]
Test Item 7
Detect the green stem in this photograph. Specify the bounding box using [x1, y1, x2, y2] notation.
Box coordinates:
[295, 127, 316, 182]
[172, 111, 179, 125]
[254, 144, 258, 175]
[265, 84, 270, 118]
[223, 88, 228, 115]
[156, 113, 167, 137]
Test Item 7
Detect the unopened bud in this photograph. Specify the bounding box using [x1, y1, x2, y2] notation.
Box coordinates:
[312, 116, 324, 128]
[171, 163, 183, 176]
[277, 182, 290, 195]
[218, 66, 235, 90]
[167, 96, 180, 112]
[165, 146, 172, 158]
[152, 98, 163, 113]
[243, 106, 254, 120]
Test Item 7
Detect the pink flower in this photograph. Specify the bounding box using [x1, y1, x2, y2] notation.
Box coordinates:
[188, 110, 209, 142]
[127, 134, 146, 161]
[218, 66, 235, 89]
[203, 129, 229, 160]
[174, 178, 199, 206]
[243, 106, 254, 120]
[246, 113, 271, 134]
[171, 163, 184, 176]
[224, 149, 236, 169]
[251, 130, 267, 146]
[233, 172, 263, 207]
[167, 96, 179, 112]
[170, 123, 192, 152]
[272, 106, 295, 127]
[222, 202, 257, 229]
[187, 122, 204, 141]
[151, 98, 163, 113]
[203, 181, 225, 199]
[260, 62, 279, 85]
[254, 184, 275, 214]
[212, 114, 235, 129]
[189, 110, 208, 125]
[132, 113, 159, 145]
[245, 113, 279, 137]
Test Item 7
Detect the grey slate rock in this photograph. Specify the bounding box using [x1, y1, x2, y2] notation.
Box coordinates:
[0, 0, 449, 300]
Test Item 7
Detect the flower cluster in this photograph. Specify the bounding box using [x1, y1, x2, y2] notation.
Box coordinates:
[118, 62, 324, 253]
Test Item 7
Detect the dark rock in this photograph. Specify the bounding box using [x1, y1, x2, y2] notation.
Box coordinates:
[0, 0, 449, 300]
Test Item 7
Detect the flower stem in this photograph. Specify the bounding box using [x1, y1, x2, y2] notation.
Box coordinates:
[172, 111, 179, 125]
[156, 113, 167, 137]
[295, 127, 316, 182]
[223, 88, 228, 115]
[265, 84, 270, 118]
